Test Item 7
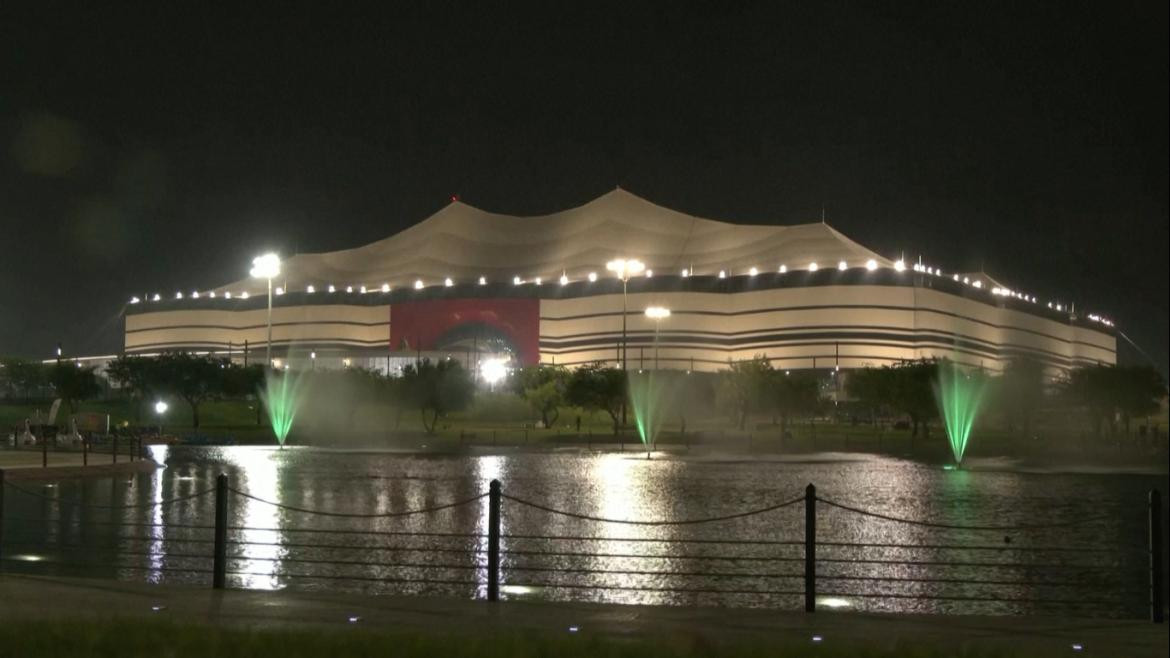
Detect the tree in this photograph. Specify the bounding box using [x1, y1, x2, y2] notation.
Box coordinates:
[995, 358, 1046, 437]
[107, 355, 159, 422]
[1, 357, 47, 400]
[566, 363, 627, 435]
[846, 366, 894, 424]
[401, 358, 475, 434]
[1063, 364, 1166, 438]
[151, 352, 228, 429]
[48, 362, 102, 414]
[514, 365, 569, 428]
[772, 370, 822, 432]
[890, 359, 938, 438]
[715, 356, 773, 430]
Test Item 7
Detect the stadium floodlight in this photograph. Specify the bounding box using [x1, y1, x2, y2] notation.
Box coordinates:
[606, 258, 644, 279]
[246, 253, 280, 368]
[644, 306, 671, 319]
[480, 358, 507, 388]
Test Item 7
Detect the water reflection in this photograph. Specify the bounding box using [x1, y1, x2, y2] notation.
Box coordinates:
[148, 445, 168, 580]
[226, 447, 284, 590]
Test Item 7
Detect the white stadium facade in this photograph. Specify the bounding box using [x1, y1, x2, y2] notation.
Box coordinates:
[122, 189, 1116, 375]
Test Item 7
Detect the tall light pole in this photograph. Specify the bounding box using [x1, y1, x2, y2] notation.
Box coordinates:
[644, 306, 671, 370]
[607, 258, 644, 426]
[250, 253, 281, 368]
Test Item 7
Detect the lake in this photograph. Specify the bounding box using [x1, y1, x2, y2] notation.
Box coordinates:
[3, 445, 1165, 618]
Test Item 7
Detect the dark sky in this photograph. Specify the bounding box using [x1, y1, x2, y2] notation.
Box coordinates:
[2, 2, 1167, 375]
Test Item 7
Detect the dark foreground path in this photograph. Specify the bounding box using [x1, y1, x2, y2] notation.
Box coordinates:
[1, 574, 1165, 657]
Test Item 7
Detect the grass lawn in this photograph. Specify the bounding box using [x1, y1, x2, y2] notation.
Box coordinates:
[0, 617, 1055, 658]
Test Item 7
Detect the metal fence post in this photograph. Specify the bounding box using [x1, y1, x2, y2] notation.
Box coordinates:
[487, 479, 501, 602]
[1151, 489, 1164, 624]
[213, 473, 228, 589]
[804, 483, 817, 613]
[112, 435, 118, 464]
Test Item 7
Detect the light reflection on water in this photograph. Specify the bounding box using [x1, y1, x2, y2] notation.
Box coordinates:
[226, 447, 284, 590]
[3, 446, 1164, 618]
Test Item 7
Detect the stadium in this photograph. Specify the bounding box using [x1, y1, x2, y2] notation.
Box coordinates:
[122, 189, 1116, 376]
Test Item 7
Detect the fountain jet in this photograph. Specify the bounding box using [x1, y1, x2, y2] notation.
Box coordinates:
[932, 360, 987, 465]
[259, 368, 304, 448]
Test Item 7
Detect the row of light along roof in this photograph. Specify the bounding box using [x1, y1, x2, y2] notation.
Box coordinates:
[126, 258, 1112, 327]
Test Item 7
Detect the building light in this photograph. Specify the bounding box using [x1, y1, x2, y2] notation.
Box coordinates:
[534, 276, 542, 285]
[513, 276, 522, 285]
[152, 293, 161, 301]
[865, 259, 877, 271]
[306, 285, 315, 293]
[444, 277, 453, 287]
[275, 287, 284, 295]
[894, 260, 906, 272]
[327, 285, 336, 293]
[559, 273, 569, 285]
[478, 276, 487, 285]
[240, 292, 250, 299]
[209, 291, 217, 298]
[681, 268, 690, 277]
[175, 292, 183, 299]
[644, 269, 652, 277]
[808, 262, 818, 272]
[587, 272, 597, 282]
[718, 270, 727, 278]
[749, 267, 758, 276]
[837, 260, 847, 271]
[345, 286, 354, 293]
[192, 291, 200, 298]
[644, 306, 671, 319]
[779, 265, 787, 273]
[359, 285, 367, 294]
[382, 283, 391, 292]
[129, 296, 141, 304]
[414, 280, 423, 290]
[972, 280, 982, 288]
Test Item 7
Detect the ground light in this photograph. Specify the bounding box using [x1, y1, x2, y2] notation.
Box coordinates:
[933, 361, 987, 465]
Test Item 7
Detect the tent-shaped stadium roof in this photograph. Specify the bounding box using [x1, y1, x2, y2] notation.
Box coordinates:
[220, 189, 892, 293]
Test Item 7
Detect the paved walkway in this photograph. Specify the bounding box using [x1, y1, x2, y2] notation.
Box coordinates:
[0, 451, 157, 480]
[0, 574, 1164, 656]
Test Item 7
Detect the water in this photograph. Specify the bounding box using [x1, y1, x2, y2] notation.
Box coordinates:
[3, 446, 1164, 618]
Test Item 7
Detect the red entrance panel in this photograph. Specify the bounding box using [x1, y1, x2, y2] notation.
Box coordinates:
[389, 297, 540, 365]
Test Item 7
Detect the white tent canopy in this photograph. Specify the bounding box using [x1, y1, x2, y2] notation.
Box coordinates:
[219, 189, 892, 293]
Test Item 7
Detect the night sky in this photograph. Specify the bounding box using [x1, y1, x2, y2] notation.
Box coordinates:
[2, 3, 1166, 375]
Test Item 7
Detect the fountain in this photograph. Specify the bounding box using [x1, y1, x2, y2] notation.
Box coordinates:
[932, 360, 987, 465]
[628, 370, 678, 458]
[259, 369, 304, 448]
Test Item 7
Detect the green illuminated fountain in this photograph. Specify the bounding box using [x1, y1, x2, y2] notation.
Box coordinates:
[628, 371, 668, 458]
[259, 369, 303, 448]
[932, 361, 987, 465]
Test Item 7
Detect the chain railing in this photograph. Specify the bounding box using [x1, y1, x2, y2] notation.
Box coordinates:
[0, 469, 1164, 622]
